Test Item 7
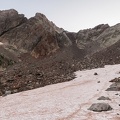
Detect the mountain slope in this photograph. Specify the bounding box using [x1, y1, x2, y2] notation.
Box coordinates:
[1, 9, 120, 96]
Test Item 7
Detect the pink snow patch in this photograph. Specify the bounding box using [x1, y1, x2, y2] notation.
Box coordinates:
[0, 64, 120, 120]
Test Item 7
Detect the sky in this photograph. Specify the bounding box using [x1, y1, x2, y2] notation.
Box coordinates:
[0, 0, 120, 32]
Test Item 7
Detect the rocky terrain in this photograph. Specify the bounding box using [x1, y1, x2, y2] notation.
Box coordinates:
[0, 9, 120, 96]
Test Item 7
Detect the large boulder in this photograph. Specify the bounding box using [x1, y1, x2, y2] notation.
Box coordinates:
[88, 103, 112, 112]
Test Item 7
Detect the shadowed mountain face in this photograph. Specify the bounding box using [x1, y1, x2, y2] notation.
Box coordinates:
[0, 9, 120, 95]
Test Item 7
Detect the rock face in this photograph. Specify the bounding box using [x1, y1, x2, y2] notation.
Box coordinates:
[0, 9, 27, 36]
[0, 12, 57, 56]
[88, 103, 112, 112]
[76, 24, 109, 54]
[76, 23, 120, 57]
[0, 9, 27, 68]
[0, 10, 72, 58]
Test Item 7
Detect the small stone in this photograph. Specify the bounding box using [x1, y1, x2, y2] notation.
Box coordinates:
[4, 90, 12, 96]
[97, 81, 100, 83]
[18, 74, 22, 77]
[36, 82, 39, 85]
[13, 89, 18, 93]
[94, 72, 98, 75]
[37, 77, 41, 80]
[6, 90, 11, 94]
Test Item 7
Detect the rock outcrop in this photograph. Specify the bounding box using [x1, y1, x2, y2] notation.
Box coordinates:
[0, 9, 27, 36]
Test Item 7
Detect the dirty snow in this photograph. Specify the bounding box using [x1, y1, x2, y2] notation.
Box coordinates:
[0, 64, 120, 120]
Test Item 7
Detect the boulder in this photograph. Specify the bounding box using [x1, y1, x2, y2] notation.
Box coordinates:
[88, 103, 112, 112]
[109, 77, 120, 82]
[97, 96, 111, 100]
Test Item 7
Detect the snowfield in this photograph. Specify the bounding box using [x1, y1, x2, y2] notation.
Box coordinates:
[0, 42, 3, 45]
[0, 64, 120, 120]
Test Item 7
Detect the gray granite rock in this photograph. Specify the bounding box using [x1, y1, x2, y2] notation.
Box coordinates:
[88, 103, 112, 112]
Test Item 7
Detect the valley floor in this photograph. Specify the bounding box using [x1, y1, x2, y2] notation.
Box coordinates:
[0, 64, 120, 120]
